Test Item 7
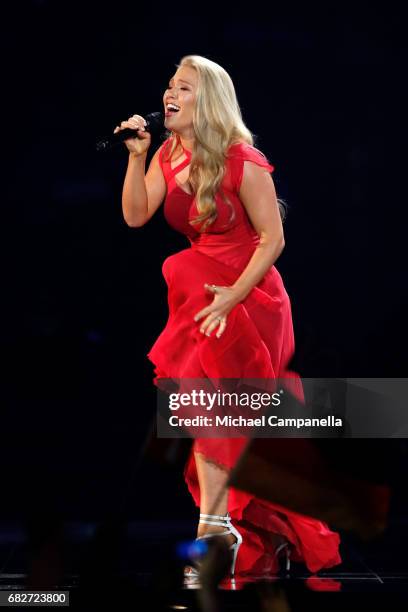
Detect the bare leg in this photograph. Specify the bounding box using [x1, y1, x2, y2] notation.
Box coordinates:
[194, 452, 235, 545]
[194, 452, 290, 555]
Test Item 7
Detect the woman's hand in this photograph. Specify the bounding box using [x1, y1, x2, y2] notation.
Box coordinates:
[113, 114, 151, 156]
[193, 283, 243, 338]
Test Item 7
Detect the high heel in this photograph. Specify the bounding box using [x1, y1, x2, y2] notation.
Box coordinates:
[198, 513, 243, 577]
[259, 535, 292, 577]
[184, 512, 243, 584]
[275, 541, 291, 574]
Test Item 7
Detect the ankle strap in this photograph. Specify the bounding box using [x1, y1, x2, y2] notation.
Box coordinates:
[199, 513, 230, 521]
[199, 513, 231, 527]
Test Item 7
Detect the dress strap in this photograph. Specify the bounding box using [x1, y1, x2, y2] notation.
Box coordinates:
[167, 154, 191, 182]
[160, 140, 191, 183]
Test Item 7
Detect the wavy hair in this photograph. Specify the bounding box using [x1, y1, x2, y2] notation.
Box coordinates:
[163, 55, 287, 230]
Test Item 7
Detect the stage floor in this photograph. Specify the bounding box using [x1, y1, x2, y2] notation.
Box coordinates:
[0, 519, 407, 610]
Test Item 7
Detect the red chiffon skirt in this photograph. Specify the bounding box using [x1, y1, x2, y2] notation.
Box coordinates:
[147, 246, 341, 575]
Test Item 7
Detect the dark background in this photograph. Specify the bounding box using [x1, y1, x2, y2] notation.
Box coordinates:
[1, 0, 406, 527]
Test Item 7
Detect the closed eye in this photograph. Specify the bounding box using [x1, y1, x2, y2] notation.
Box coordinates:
[167, 84, 190, 91]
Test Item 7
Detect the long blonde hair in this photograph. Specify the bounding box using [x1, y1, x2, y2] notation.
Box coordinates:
[163, 55, 287, 230]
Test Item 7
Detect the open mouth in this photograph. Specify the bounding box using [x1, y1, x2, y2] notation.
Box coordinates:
[165, 103, 180, 116]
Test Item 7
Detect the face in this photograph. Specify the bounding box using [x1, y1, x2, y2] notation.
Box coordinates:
[163, 65, 198, 137]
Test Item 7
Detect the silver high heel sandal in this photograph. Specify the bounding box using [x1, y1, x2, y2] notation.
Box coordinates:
[184, 512, 243, 584]
[252, 536, 291, 578]
[275, 541, 291, 574]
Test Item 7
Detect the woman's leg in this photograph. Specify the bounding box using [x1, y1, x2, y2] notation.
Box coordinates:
[194, 452, 236, 545]
[194, 451, 291, 557]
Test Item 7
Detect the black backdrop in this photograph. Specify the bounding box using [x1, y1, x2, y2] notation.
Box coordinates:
[2, 1, 406, 521]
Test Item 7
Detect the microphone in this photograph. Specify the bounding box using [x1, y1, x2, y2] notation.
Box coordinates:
[96, 111, 164, 152]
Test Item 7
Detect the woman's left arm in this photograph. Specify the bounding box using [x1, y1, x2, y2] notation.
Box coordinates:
[194, 161, 284, 337]
[231, 160, 285, 300]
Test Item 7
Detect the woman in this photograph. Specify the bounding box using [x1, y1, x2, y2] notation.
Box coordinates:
[115, 55, 341, 580]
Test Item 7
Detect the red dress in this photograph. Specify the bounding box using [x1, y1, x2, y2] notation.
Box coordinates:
[147, 136, 341, 575]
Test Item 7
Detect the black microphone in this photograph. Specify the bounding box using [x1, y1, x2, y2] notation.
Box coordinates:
[96, 111, 164, 152]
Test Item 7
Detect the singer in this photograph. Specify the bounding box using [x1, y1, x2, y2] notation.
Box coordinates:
[115, 55, 341, 581]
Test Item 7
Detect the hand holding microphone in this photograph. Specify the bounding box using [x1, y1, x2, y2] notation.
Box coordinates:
[113, 114, 151, 156]
[96, 111, 163, 153]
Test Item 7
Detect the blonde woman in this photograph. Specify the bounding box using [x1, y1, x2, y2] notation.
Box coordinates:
[115, 55, 341, 581]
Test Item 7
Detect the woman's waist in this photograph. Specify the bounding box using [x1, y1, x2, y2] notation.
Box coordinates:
[190, 226, 259, 251]
[189, 239, 256, 270]
[187, 237, 281, 287]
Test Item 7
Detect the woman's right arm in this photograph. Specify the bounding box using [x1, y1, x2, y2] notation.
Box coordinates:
[114, 114, 167, 227]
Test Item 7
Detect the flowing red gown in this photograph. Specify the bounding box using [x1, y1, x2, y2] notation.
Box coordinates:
[147, 136, 341, 575]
